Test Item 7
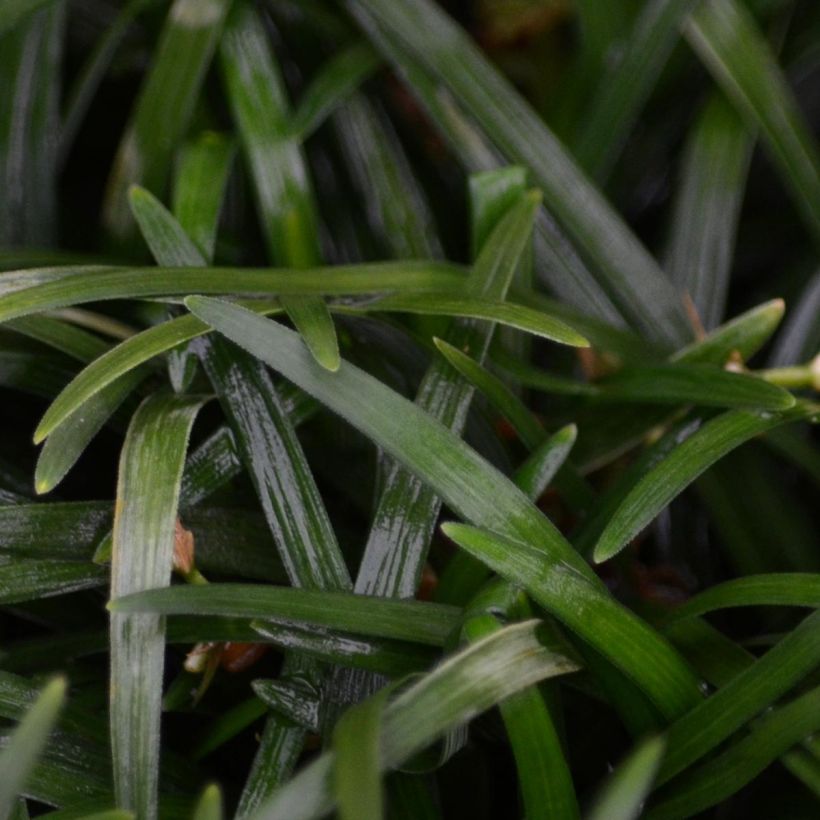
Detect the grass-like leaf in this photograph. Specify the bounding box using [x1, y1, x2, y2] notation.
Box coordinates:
[0, 262, 465, 325]
[0, 677, 66, 818]
[346, 0, 693, 347]
[574, 0, 697, 180]
[650, 686, 820, 818]
[185, 294, 703, 718]
[463, 613, 579, 820]
[109, 393, 204, 818]
[103, 0, 230, 239]
[665, 94, 753, 330]
[586, 736, 666, 820]
[332, 688, 388, 820]
[252, 620, 579, 820]
[220, 0, 338, 371]
[667, 573, 820, 621]
[292, 43, 380, 139]
[685, 0, 820, 244]
[110, 584, 460, 647]
[657, 608, 820, 783]
[593, 404, 815, 563]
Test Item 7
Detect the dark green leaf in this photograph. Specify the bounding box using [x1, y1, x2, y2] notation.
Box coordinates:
[109, 393, 204, 818]
[110, 584, 460, 647]
[220, 0, 338, 370]
[685, 0, 820, 245]
[586, 736, 666, 820]
[593, 404, 816, 563]
[0, 677, 66, 819]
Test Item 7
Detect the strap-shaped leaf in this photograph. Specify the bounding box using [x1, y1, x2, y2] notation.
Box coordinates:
[345, 0, 692, 346]
[0, 3, 63, 246]
[109, 392, 204, 819]
[172, 132, 234, 261]
[0, 261, 466, 325]
[292, 43, 381, 139]
[586, 736, 666, 820]
[650, 686, 820, 818]
[593, 404, 816, 563]
[184, 296, 703, 718]
[220, 0, 338, 370]
[685, 0, 820, 245]
[574, 0, 698, 181]
[463, 614, 579, 820]
[31, 289, 576, 446]
[251, 621, 435, 677]
[110, 584, 460, 647]
[0, 677, 66, 819]
[665, 94, 753, 330]
[102, 0, 231, 239]
[501, 360, 794, 410]
[252, 621, 578, 820]
[667, 573, 820, 621]
[355, 184, 541, 600]
[657, 608, 820, 784]
[333, 93, 443, 260]
[333, 688, 389, 820]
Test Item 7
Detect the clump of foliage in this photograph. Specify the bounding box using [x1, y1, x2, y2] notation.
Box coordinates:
[0, 0, 819, 818]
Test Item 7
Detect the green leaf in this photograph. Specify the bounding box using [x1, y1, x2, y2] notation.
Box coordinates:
[34, 368, 147, 494]
[593, 404, 816, 563]
[192, 785, 223, 820]
[504, 360, 795, 410]
[196, 335, 352, 590]
[333, 688, 389, 820]
[667, 573, 820, 621]
[0, 3, 63, 246]
[586, 736, 666, 820]
[685, 0, 820, 245]
[184, 295, 702, 718]
[463, 614, 579, 820]
[671, 298, 785, 365]
[0, 677, 66, 820]
[102, 0, 231, 239]
[252, 620, 579, 820]
[130, 185, 207, 267]
[440, 523, 698, 720]
[363, 294, 589, 348]
[649, 686, 820, 818]
[253, 678, 320, 734]
[515, 424, 579, 500]
[0, 261, 465, 325]
[7, 315, 109, 362]
[292, 43, 380, 139]
[346, 0, 692, 347]
[220, 0, 338, 371]
[171, 132, 235, 261]
[109, 393, 204, 818]
[573, 0, 698, 181]
[657, 608, 820, 784]
[665, 94, 753, 330]
[0, 558, 106, 605]
[0, 0, 62, 37]
[433, 336, 544, 449]
[0, 729, 110, 806]
[110, 584, 460, 647]
[355, 180, 540, 603]
[251, 621, 435, 677]
[332, 93, 443, 259]
[31, 288, 573, 447]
